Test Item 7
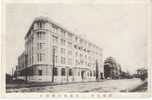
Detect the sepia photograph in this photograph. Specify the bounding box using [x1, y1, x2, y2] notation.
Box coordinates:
[1, 0, 151, 98]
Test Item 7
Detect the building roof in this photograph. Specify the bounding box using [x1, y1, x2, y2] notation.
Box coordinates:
[25, 16, 103, 51]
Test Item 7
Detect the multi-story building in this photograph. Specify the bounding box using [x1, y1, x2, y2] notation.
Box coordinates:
[16, 16, 103, 82]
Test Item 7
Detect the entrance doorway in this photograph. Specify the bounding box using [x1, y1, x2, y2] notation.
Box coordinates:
[81, 71, 85, 80]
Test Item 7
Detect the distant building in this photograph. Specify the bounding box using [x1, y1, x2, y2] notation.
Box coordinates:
[16, 16, 103, 82]
[136, 68, 147, 79]
[104, 57, 121, 79]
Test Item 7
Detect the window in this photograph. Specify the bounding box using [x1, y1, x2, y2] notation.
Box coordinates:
[53, 45, 58, 53]
[38, 70, 42, 76]
[68, 50, 72, 56]
[37, 53, 39, 62]
[69, 69, 73, 76]
[37, 43, 45, 49]
[68, 58, 72, 65]
[37, 22, 44, 29]
[37, 32, 45, 40]
[78, 71, 80, 76]
[61, 39, 66, 45]
[93, 71, 96, 76]
[67, 33, 72, 40]
[61, 30, 66, 37]
[61, 48, 65, 55]
[75, 37, 78, 42]
[53, 67, 58, 76]
[61, 68, 65, 76]
[52, 24, 58, 33]
[37, 53, 45, 62]
[40, 53, 45, 61]
[40, 43, 45, 49]
[87, 72, 89, 76]
[52, 35, 58, 43]
[67, 42, 72, 48]
[55, 56, 58, 63]
[75, 59, 79, 65]
[61, 57, 66, 64]
[75, 52, 78, 57]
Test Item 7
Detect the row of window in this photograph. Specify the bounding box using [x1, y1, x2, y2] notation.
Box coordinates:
[37, 32, 45, 40]
[35, 21, 73, 40]
[53, 45, 72, 56]
[37, 53, 45, 62]
[52, 35, 73, 48]
[38, 68, 96, 77]
[38, 68, 73, 76]
[52, 35, 101, 56]
[36, 32, 101, 56]
[36, 53, 72, 65]
[35, 21, 102, 53]
[53, 68, 73, 76]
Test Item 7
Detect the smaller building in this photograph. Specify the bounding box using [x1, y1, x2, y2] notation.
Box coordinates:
[16, 51, 28, 80]
[104, 57, 121, 79]
[136, 68, 147, 79]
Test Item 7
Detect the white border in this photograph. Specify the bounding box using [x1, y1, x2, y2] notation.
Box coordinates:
[1, 0, 152, 98]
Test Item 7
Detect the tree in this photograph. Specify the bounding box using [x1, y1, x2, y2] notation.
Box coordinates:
[104, 57, 120, 79]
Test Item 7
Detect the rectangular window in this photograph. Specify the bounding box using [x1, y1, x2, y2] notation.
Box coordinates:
[68, 58, 72, 65]
[37, 43, 45, 50]
[52, 35, 58, 43]
[38, 70, 42, 76]
[60, 29, 66, 37]
[37, 53, 45, 62]
[53, 67, 58, 76]
[52, 24, 58, 33]
[55, 56, 58, 63]
[68, 50, 72, 56]
[61, 57, 66, 64]
[40, 43, 45, 49]
[61, 39, 66, 46]
[68, 42, 72, 48]
[61, 48, 65, 55]
[67, 33, 72, 40]
[37, 22, 44, 29]
[40, 53, 45, 62]
[61, 68, 65, 76]
[37, 32, 45, 40]
[37, 53, 39, 62]
[53, 45, 58, 53]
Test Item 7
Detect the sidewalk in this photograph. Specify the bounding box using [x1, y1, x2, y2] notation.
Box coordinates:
[6, 78, 144, 92]
[129, 80, 147, 92]
[6, 80, 104, 89]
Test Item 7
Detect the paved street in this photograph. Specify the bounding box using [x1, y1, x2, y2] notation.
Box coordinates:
[7, 78, 144, 92]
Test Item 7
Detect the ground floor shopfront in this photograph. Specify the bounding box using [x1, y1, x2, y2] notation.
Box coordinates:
[16, 64, 104, 83]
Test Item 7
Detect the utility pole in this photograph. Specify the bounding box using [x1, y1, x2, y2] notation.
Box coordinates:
[96, 60, 99, 82]
[12, 68, 13, 80]
[25, 54, 28, 82]
[52, 47, 55, 83]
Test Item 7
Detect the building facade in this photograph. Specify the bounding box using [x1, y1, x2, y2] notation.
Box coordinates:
[104, 57, 121, 79]
[16, 17, 103, 82]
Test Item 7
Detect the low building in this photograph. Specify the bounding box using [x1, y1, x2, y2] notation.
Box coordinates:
[104, 57, 121, 79]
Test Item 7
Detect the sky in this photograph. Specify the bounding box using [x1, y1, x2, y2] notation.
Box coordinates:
[5, 3, 148, 74]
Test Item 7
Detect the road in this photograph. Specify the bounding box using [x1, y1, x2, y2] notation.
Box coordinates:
[7, 78, 144, 92]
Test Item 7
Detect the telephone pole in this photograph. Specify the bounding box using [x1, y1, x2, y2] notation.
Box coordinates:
[25, 54, 28, 82]
[52, 47, 55, 83]
[96, 60, 99, 82]
[12, 68, 14, 79]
